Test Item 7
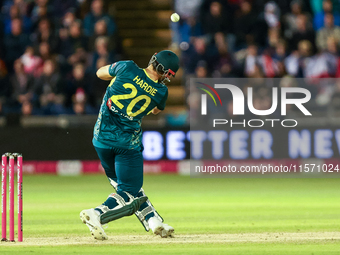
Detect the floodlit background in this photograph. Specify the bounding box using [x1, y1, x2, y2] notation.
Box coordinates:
[0, 0, 339, 254]
[0, 0, 339, 166]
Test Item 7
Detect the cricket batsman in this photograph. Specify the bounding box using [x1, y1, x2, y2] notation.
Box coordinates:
[80, 50, 179, 240]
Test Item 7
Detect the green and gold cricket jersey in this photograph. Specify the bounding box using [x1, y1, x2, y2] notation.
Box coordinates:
[93, 61, 168, 150]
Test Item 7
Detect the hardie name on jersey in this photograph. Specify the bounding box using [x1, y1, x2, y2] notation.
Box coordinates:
[133, 76, 157, 96]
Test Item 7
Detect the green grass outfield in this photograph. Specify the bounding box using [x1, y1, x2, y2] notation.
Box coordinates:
[1, 175, 340, 254]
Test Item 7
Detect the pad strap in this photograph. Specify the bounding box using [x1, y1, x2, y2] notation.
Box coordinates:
[96, 205, 110, 213]
[108, 177, 164, 231]
[99, 192, 148, 224]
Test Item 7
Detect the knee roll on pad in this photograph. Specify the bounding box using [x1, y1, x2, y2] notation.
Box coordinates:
[99, 192, 148, 224]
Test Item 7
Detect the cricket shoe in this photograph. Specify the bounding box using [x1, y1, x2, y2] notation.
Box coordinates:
[148, 217, 174, 238]
[80, 208, 108, 240]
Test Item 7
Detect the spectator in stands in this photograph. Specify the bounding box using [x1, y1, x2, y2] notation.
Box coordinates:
[2, 0, 340, 119]
[257, 49, 279, 78]
[66, 62, 94, 109]
[215, 60, 235, 77]
[310, 0, 325, 14]
[182, 37, 218, 74]
[248, 63, 265, 78]
[59, 20, 88, 58]
[88, 19, 116, 52]
[90, 36, 115, 74]
[38, 42, 52, 62]
[65, 21, 89, 67]
[21, 100, 34, 115]
[33, 42, 55, 77]
[284, 0, 302, 38]
[4, 18, 30, 70]
[289, 14, 316, 52]
[195, 60, 209, 78]
[201, 1, 233, 39]
[327, 36, 339, 55]
[10, 59, 34, 110]
[314, 0, 340, 30]
[68, 20, 88, 50]
[272, 39, 287, 77]
[234, 0, 257, 48]
[70, 88, 97, 115]
[13, 0, 28, 17]
[284, 50, 300, 77]
[31, 18, 59, 54]
[267, 27, 281, 48]
[213, 32, 237, 77]
[30, 0, 53, 29]
[307, 36, 338, 78]
[248, 4, 270, 47]
[253, 0, 292, 16]
[214, 32, 228, 54]
[58, 10, 75, 56]
[273, 39, 288, 61]
[297, 40, 315, 77]
[242, 44, 259, 77]
[263, 2, 280, 28]
[71, 87, 87, 115]
[317, 13, 340, 51]
[68, 47, 88, 67]
[52, 0, 78, 18]
[58, 8, 77, 46]
[275, 60, 288, 77]
[3, 5, 32, 35]
[20, 46, 43, 76]
[32, 59, 65, 114]
[83, 0, 116, 37]
[60, 8, 77, 29]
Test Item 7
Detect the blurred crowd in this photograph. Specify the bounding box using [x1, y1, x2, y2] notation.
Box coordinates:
[172, 0, 340, 124]
[2, 0, 340, 120]
[0, 0, 121, 116]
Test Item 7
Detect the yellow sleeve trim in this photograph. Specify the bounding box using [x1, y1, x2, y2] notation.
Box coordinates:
[108, 77, 116, 87]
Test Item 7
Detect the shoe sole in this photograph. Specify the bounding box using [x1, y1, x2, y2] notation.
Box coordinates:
[153, 226, 165, 237]
[80, 210, 108, 240]
[162, 227, 174, 238]
[153, 226, 174, 238]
